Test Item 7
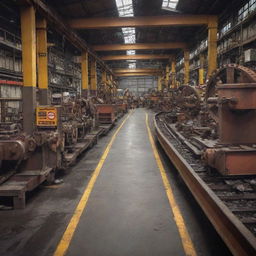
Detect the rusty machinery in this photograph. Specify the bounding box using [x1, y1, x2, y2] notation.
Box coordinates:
[204, 64, 256, 175]
[156, 64, 256, 176]
[0, 92, 97, 208]
[123, 88, 136, 109]
[95, 80, 122, 125]
[146, 85, 199, 113]
[154, 65, 256, 256]
[51, 93, 95, 149]
[0, 78, 129, 208]
[92, 78, 129, 126]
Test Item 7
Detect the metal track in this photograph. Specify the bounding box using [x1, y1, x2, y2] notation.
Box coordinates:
[154, 113, 256, 256]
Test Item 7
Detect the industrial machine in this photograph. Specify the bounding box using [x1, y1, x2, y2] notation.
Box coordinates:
[204, 65, 256, 175]
[155, 64, 256, 176]
[154, 64, 256, 256]
[96, 104, 116, 125]
[0, 93, 98, 208]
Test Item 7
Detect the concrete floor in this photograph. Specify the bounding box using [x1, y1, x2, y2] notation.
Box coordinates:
[0, 109, 232, 256]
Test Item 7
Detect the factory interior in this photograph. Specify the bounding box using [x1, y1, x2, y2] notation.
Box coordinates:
[0, 0, 256, 255]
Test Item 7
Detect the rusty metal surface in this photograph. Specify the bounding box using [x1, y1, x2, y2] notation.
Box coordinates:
[152, 65, 256, 253]
[154, 113, 256, 256]
[205, 64, 256, 100]
[0, 91, 123, 208]
[96, 104, 116, 124]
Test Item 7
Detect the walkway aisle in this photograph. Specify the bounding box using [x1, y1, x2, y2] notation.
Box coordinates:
[65, 109, 185, 256]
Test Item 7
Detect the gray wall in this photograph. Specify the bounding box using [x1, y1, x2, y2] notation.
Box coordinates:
[118, 76, 157, 96]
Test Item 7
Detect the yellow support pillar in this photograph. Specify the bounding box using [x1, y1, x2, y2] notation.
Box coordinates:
[157, 76, 162, 91]
[184, 49, 190, 84]
[109, 75, 114, 95]
[102, 70, 107, 83]
[21, 5, 37, 134]
[81, 51, 89, 97]
[102, 70, 107, 92]
[36, 17, 49, 105]
[199, 54, 204, 85]
[171, 58, 176, 88]
[113, 80, 117, 96]
[90, 59, 97, 96]
[208, 17, 218, 78]
[165, 65, 170, 88]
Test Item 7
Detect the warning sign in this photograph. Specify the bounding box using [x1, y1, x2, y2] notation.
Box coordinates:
[36, 106, 58, 127]
[47, 111, 55, 120]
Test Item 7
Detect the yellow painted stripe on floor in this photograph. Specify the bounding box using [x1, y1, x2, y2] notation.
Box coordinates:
[146, 113, 197, 256]
[53, 111, 133, 256]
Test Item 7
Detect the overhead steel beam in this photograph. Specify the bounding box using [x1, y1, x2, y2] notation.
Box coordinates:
[94, 43, 187, 51]
[102, 54, 173, 61]
[68, 15, 217, 29]
[116, 73, 161, 77]
[19, 0, 114, 76]
[114, 69, 162, 73]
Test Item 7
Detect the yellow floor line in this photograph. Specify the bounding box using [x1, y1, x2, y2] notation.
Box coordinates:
[53, 111, 133, 256]
[145, 113, 197, 256]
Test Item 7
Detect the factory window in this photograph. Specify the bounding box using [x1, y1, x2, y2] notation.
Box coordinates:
[221, 22, 232, 35]
[238, 0, 256, 22]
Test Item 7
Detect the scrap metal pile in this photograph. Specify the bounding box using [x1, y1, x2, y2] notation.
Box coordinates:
[144, 86, 198, 113]
[155, 64, 256, 255]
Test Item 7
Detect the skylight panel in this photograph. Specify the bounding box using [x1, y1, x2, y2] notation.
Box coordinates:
[162, 0, 179, 11]
[116, 0, 134, 17]
[124, 35, 136, 44]
[128, 62, 136, 69]
[127, 50, 135, 55]
[127, 60, 136, 69]
[115, 0, 136, 57]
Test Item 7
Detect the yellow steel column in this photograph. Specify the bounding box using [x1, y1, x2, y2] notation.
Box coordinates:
[101, 70, 108, 95]
[102, 70, 107, 83]
[165, 65, 170, 88]
[157, 76, 162, 91]
[184, 49, 190, 84]
[208, 17, 218, 78]
[113, 79, 117, 96]
[21, 5, 37, 134]
[109, 74, 114, 96]
[90, 59, 97, 96]
[81, 51, 89, 97]
[171, 58, 176, 88]
[36, 17, 49, 105]
[199, 54, 204, 85]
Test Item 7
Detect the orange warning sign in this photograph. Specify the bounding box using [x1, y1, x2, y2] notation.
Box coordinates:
[36, 106, 58, 127]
